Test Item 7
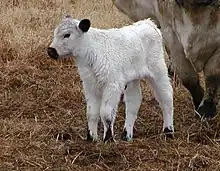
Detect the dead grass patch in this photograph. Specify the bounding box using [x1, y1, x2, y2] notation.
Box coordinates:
[0, 0, 220, 170]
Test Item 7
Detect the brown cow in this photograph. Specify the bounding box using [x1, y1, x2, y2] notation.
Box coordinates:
[113, 0, 220, 118]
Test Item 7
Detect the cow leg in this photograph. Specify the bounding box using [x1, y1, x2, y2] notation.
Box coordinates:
[168, 43, 204, 110]
[197, 52, 220, 118]
[162, 28, 204, 111]
[174, 57, 204, 110]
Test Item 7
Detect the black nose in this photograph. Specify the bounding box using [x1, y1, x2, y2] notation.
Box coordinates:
[47, 47, 59, 60]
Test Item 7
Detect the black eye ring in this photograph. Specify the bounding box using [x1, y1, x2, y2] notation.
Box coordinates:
[64, 33, 71, 38]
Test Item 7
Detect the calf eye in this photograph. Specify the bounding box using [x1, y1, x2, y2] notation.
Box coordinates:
[64, 33, 71, 38]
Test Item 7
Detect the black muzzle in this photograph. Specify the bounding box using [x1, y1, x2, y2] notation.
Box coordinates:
[47, 47, 59, 60]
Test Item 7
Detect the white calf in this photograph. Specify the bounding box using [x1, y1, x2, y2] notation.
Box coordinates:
[47, 15, 174, 142]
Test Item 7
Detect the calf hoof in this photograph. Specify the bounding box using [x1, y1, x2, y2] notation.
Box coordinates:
[196, 100, 216, 118]
[104, 128, 114, 143]
[121, 129, 132, 142]
[87, 129, 97, 142]
[163, 127, 174, 139]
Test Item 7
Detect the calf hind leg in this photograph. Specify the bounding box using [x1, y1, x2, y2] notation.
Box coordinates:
[147, 73, 174, 137]
[121, 80, 142, 142]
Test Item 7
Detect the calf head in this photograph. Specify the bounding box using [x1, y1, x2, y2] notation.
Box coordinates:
[47, 15, 91, 60]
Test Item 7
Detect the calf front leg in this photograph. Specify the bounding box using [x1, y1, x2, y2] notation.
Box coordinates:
[100, 84, 122, 142]
[86, 98, 101, 141]
[82, 81, 101, 141]
[121, 80, 142, 142]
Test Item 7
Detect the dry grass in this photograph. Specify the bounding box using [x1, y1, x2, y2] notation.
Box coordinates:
[0, 0, 220, 170]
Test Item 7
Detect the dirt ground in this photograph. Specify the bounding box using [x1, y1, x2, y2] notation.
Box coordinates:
[0, 0, 220, 171]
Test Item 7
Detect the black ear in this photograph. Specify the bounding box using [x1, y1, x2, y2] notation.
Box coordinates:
[78, 19, 91, 32]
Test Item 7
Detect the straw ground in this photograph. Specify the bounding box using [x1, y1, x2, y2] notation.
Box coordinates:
[0, 0, 220, 170]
